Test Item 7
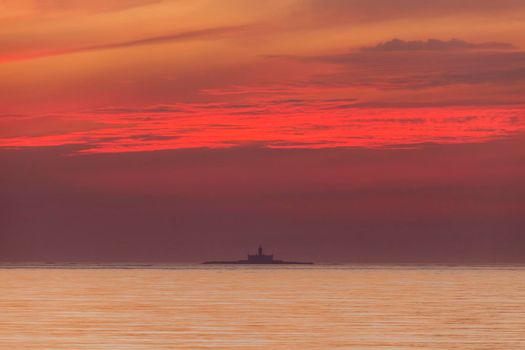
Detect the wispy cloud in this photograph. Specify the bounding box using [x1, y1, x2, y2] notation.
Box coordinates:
[1, 102, 523, 154]
[362, 38, 515, 51]
[279, 38, 525, 90]
[0, 24, 254, 64]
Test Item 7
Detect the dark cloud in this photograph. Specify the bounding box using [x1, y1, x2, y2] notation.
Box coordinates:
[435, 66, 525, 86]
[442, 116, 479, 124]
[288, 40, 525, 90]
[353, 118, 426, 125]
[362, 38, 514, 52]
[198, 103, 260, 109]
[88, 105, 190, 114]
[204, 124, 251, 130]
[127, 134, 181, 141]
[268, 140, 340, 147]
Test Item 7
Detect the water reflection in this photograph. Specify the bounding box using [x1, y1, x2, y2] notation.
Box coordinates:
[1, 266, 524, 349]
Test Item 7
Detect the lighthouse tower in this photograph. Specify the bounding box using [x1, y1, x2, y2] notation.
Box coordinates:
[247, 245, 274, 262]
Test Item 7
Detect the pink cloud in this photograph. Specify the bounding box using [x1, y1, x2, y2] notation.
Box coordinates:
[1, 102, 523, 153]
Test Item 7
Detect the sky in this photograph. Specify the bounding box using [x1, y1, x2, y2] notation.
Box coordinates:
[1, 0, 524, 263]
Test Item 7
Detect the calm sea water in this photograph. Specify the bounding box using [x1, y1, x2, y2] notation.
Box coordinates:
[1, 265, 524, 349]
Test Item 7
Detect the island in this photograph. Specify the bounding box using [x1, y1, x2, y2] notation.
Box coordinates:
[203, 245, 313, 265]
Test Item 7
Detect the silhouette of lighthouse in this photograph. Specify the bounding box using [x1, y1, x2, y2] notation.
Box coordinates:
[248, 245, 273, 262]
[202, 244, 313, 264]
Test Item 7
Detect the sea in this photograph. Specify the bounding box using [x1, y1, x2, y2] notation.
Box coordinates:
[1, 265, 524, 349]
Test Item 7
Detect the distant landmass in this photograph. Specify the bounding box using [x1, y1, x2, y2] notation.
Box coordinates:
[203, 246, 314, 265]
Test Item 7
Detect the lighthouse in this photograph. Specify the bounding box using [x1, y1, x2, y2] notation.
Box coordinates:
[203, 245, 313, 264]
[247, 245, 274, 262]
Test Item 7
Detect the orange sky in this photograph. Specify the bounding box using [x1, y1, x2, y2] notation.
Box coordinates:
[1, 0, 525, 152]
[1, 1, 525, 263]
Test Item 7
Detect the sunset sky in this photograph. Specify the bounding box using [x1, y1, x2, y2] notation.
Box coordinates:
[1, 0, 524, 262]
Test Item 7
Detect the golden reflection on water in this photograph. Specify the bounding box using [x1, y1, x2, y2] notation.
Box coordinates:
[1, 266, 524, 349]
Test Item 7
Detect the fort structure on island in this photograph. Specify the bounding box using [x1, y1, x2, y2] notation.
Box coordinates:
[203, 245, 313, 265]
